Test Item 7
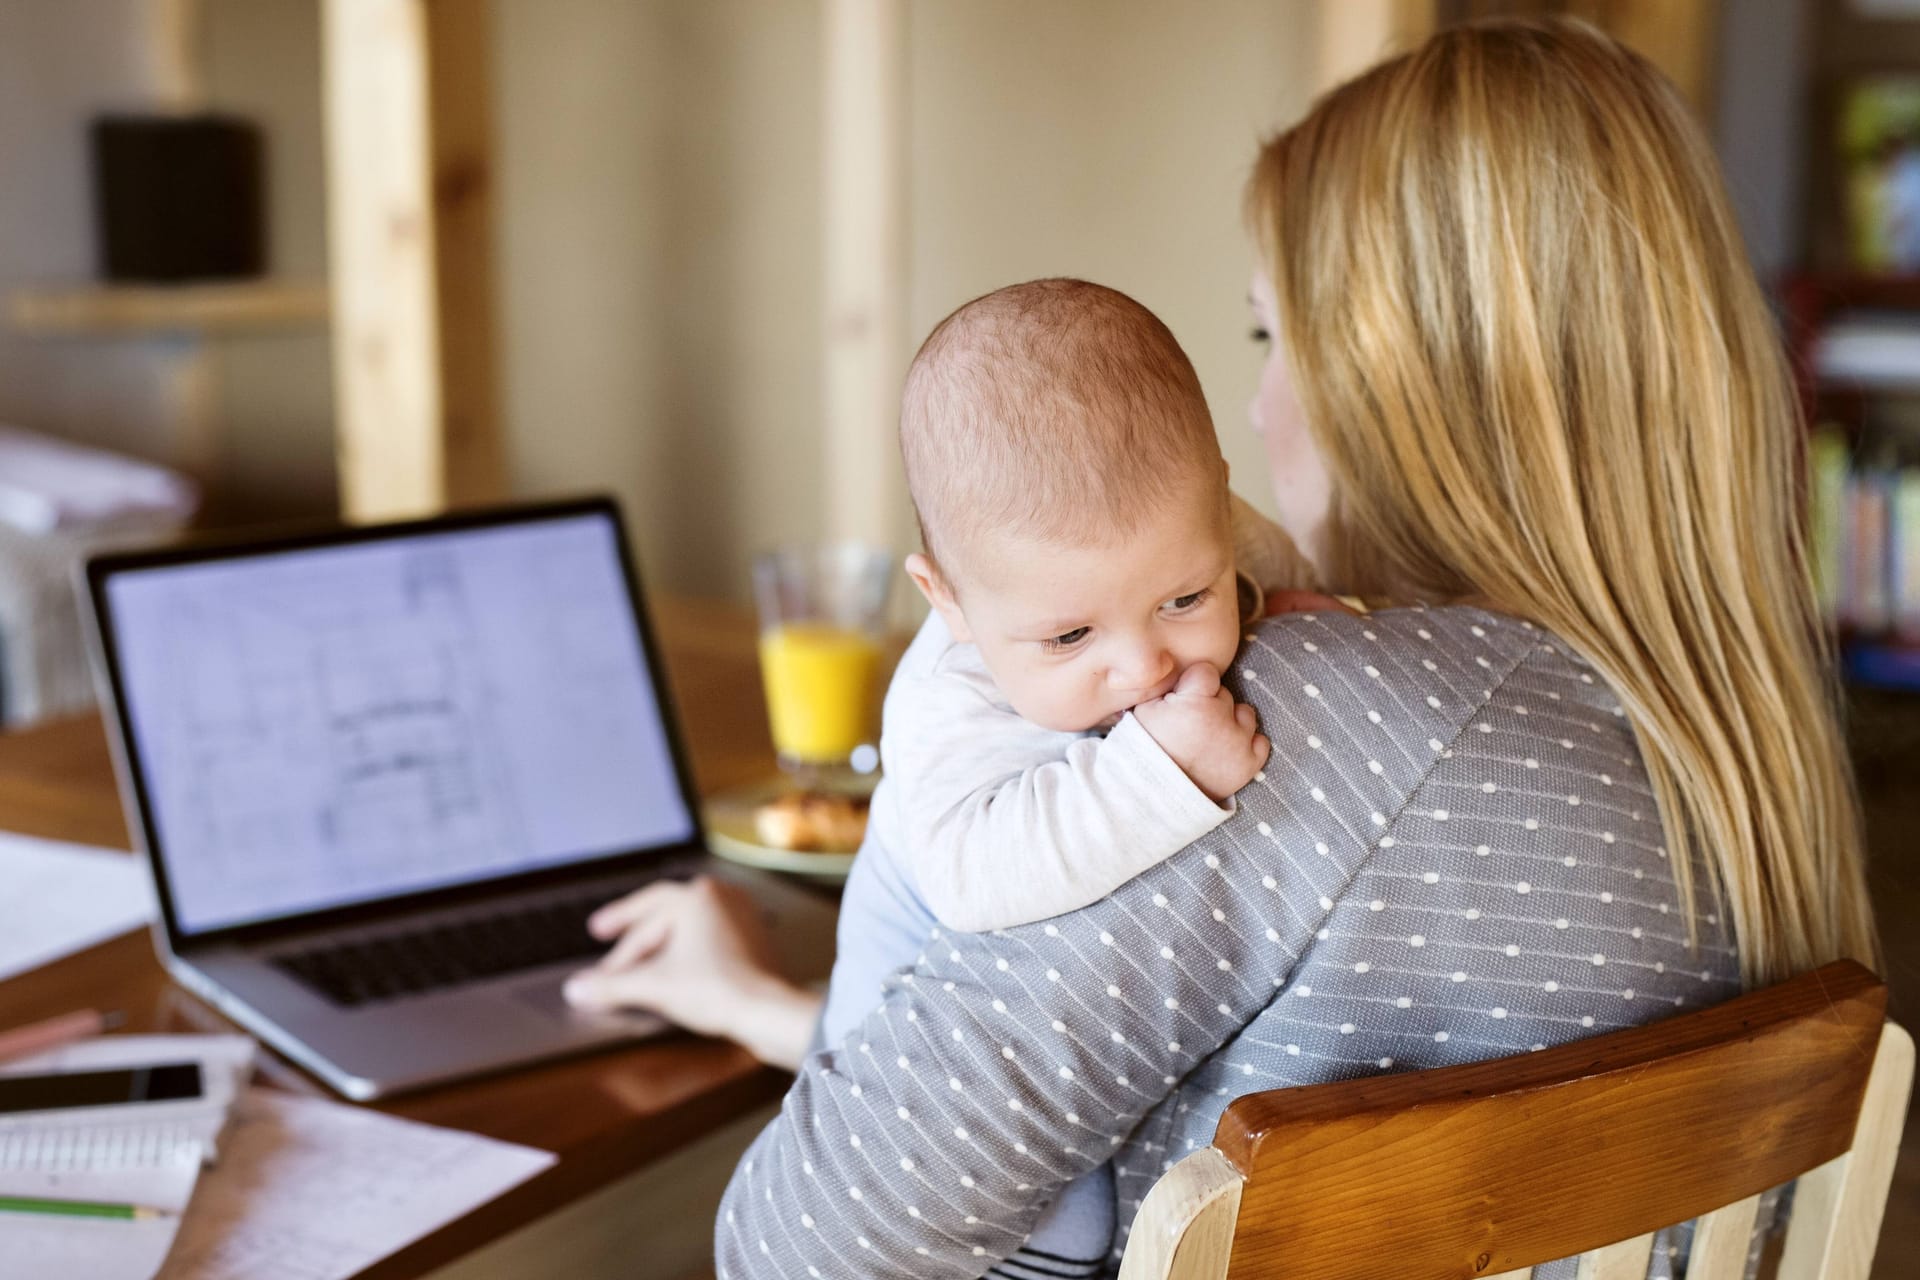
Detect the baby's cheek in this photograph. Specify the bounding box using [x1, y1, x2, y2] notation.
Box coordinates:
[1207, 610, 1246, 674]
[1004, 668, 1104, 734]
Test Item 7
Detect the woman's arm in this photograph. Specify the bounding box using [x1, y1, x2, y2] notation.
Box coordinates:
[716, 608, 1502, 1278]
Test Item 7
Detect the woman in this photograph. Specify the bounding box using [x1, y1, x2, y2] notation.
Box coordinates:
[567, 19, 1880, 1278]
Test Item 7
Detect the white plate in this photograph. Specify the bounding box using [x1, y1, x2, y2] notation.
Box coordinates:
[703, 778, 872, 882]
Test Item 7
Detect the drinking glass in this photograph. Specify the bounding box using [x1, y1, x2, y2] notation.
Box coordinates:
[752, 544, 892, 778]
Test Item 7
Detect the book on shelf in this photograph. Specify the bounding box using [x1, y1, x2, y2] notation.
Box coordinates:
[1810, 422, 1920, 674]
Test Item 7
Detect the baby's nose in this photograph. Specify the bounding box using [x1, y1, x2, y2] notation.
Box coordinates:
[1111, 647, 1175, 693]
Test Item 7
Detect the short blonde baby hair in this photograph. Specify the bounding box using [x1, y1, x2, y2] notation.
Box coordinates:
[900, 278, 1223, 579]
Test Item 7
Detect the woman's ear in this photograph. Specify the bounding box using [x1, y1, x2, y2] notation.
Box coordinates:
[904, 553, 972, 643]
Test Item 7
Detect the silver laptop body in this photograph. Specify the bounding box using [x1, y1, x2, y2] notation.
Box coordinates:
[83, 498, 829, 1100]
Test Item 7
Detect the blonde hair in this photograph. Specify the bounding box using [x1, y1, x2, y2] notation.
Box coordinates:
[900, 278, 1224, 578]
[1248, 18, 1879, 986]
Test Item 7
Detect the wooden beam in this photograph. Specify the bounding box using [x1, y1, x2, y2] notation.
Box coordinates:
[153, 0, 205, 111]
[822, 0, 909, 550]
[321, 0, 503, 523]
[422, 0, 505, 510]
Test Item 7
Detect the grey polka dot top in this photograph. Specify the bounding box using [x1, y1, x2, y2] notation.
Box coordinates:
[717, 605, 1744, 1279]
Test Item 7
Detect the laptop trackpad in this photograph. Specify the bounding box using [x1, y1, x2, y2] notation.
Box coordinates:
[511, 974, 667, 1035]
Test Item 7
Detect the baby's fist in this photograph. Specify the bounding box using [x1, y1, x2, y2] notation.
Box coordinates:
[1131, 662, 1271, 803]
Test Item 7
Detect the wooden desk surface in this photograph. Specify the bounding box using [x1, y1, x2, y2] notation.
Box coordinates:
[0, 596, 812, 1280]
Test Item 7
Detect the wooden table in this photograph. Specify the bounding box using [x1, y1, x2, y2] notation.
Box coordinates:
[0, 597, 820, 1280]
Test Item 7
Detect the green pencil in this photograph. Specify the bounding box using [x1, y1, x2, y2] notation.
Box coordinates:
[0, 1194, 173, 1221]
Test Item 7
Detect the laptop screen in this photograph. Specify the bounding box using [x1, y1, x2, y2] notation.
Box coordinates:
[101, 510, 697, 936]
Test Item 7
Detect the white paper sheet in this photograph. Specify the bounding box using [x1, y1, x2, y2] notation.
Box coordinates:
[1, 1152, 199, 1280]
[156, 1089, 556, 1280]
[0, 830, 156, 982]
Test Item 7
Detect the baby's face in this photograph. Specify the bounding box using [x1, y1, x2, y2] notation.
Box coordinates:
[945, 494, 1243, 734]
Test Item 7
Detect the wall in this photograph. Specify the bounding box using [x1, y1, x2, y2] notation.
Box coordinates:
[0, 0, 335, 519]
[0, 1, 1326, 600]
[493, 0, 1321, 603]
[904, 0, 1319, 547]
[1710, 0, 1809, 281]
[0, 1, 181, 463]
[492, 0, 826, 601]
[0, 4, 1823, 602]
[203, 0, 337, 521]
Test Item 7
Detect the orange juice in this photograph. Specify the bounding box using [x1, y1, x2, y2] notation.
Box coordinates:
[758, 624, 883, 764]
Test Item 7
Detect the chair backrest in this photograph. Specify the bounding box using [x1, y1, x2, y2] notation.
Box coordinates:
[1118, 960, 1911, 1280]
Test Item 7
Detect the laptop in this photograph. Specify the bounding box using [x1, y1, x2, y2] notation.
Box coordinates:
[82, 497, 833, 1100]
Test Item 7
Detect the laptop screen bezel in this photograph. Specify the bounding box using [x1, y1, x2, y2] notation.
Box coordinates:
[83, 496, 711, 949]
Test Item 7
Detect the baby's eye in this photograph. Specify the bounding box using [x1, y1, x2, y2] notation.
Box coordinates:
[1042, 627, 1091, 652]
[1166, 588, 1213, 613]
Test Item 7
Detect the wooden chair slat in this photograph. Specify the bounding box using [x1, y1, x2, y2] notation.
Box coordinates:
[1118, 1147, 1244, 1280]
[1482, 1270, 1533, 1279]
[1780, 1152, 1851, 1280]
[1687, 1193, 1762, 1280]
[1574, 1232, 1655, 1280]
[1777, 1023, 1916, 1280]
[1212, 961, 1887, 1280]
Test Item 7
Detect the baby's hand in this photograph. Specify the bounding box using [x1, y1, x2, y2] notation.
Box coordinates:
[1131, 662, 1270, 803]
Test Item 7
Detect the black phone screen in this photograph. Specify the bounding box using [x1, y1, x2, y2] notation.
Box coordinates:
[0, 1062, 204, 1115]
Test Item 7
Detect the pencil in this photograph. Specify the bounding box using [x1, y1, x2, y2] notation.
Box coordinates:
[0, 1194, 172, 1221]
[0, 1009, 124, 1065]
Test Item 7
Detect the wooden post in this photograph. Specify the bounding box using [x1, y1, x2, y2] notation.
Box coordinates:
[153, 0, 205, 111]
[822, 0, 909, 550]
[321, 0, 503, 523]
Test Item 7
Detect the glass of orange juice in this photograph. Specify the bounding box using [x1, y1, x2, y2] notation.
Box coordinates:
[752, 544, 892, 777]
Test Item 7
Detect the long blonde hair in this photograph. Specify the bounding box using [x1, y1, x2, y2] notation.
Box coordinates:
[1249, 18, 1879, 986]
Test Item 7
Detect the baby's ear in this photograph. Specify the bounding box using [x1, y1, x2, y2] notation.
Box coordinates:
[905, 553, 971, 643]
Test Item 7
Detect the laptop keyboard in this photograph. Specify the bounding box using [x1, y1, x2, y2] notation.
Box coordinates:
[270, 889, 633, 1008]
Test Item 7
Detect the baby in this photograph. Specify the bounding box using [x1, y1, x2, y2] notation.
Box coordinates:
[819, 278, 1302, 1271]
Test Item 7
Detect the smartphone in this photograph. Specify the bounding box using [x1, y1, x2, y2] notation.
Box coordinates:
[0, 1062, 203, 1115]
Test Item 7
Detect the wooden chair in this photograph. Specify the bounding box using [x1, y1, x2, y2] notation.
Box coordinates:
[1118, 960, 1911, 1280]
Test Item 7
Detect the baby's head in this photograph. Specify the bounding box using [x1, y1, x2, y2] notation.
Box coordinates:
[901, 278, 1242, 733]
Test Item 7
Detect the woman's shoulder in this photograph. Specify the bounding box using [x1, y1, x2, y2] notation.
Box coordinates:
[1233, 603, 1612, 757]
[1242, 603, 1586, 689]
[1250, 602, 1552, 657]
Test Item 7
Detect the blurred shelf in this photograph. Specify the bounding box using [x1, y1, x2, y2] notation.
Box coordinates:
[7, 280, 329, 336]
[1787, 271, 1920, 312]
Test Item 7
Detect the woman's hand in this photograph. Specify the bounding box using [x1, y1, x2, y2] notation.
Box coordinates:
[562, 876, 822, 1071]
[1264, 589, 1359, 617]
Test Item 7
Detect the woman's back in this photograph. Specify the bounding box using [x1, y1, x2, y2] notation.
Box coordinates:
[716, 605, 1741, 1278]
[1114, 604, 1740, 1273]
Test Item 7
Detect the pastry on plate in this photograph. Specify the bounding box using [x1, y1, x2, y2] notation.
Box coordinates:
[754, 789, 871, 854]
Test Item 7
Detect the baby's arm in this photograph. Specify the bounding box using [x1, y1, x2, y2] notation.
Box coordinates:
[894, 665, 1268, 933]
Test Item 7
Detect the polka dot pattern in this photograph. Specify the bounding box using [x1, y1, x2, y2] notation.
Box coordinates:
[717, 607, 1742, 1280]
